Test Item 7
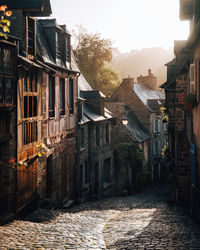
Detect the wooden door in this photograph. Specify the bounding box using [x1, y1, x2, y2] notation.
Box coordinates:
[17, 160, 37, 212]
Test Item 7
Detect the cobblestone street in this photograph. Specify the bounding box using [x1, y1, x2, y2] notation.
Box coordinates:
[0, 185, 200, 249]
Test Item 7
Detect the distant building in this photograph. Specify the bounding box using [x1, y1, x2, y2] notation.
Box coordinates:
[137, 69, 158, 90]
[111, 76, 167, 181]
[75, 72, 116, 202]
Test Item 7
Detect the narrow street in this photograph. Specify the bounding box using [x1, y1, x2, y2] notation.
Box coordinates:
[0, 185, 200, 249]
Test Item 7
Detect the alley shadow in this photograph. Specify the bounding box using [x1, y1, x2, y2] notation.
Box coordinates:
[20, 184, 171, 223]
[65, 184, 172, 213]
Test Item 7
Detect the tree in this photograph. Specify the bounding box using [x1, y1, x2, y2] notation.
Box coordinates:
[75, 32, 121, 96]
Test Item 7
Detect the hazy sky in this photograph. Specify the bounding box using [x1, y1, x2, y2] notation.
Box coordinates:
[50, 0, 189, 53]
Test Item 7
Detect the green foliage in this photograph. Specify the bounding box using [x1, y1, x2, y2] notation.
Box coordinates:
[75, 32, 121, 95]
[114, 143, 144, 170]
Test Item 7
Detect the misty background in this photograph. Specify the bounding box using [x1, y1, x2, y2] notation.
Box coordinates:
[112, 47, 174, 87]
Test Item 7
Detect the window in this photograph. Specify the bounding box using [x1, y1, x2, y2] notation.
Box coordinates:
[56, 31, 61, 59]
[27, 17, 35, 56]
[23, 71, 37, 118]
[0, 113, 9, 139]
[153, 119, 160, 133]
[81, 161, 89, 188]
[78, 102, 83, 121]
[80, 127, 84, 148]
[49, 76, 55, 118]
[103, 158, 111, 184]
[0, 48, 14, 106]
[153, 141, 161, 156]
[96, 125, 100, 146]
[105, 123, 109, 143]
[190, 64, 195, 94]
[85, 160, 89, 184]
[69, 78, 74, 114]
[164, 123, 168, 132]
[60, 78, 65, 116]
[66, 35, 70, 62]
[22, 70, 38, 145]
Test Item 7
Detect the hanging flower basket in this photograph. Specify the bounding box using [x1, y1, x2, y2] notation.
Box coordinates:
[162, 115, 168, 123]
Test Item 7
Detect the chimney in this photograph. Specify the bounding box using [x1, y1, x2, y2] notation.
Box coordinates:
[122, 77, 134, 87]
[148, 69, 152, 76]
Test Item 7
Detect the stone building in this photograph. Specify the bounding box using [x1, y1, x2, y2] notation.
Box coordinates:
[0, 0, 79, 216]
[161, 0, 200, 224]
[0, 0, 53, 216]
[111, 77, 167, 180]
[161, 41, 191, 208]
[137, 69, 158, 90]
[105, 100, 149, 165]
[36, 19, 79, 207]
[0, 34, 18, 216]
[75, 72, 115, 202]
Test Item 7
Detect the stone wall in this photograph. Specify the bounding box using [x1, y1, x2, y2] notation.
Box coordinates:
[111, 79, 150, 132]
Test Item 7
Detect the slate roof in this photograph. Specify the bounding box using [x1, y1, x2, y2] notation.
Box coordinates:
[78, 74, 92, 96]
[124, 111, 150, 143]
[147, 99, 165, 112]
[38, 19, 62, 31]
[133, 83, 165, 112]
[36, 20, 79, 73]
[4, 0, 52, 15]
[83, 104, 113, 122]
[165, 59, 176, 66]
[80, 90, 106, 99]
[36, 21, 55, 64]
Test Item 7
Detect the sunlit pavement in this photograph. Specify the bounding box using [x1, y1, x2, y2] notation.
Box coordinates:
[0, 185, 200, 249]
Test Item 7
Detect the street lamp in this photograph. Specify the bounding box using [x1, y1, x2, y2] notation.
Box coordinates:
[122, 115, 128, 125]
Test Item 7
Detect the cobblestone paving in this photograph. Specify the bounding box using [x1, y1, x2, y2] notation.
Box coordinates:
[0, 185, 200, 249]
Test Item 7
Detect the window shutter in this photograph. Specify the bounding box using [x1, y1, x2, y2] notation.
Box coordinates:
[153, 120, 156, 133]
[158, 120, 161, 133]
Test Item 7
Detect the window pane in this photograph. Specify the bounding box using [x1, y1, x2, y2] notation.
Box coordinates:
[29, 73, 33, 92]
[60, 78, 65, 116]
[69, 78, 74, 114]
[5, 78, 12, 104]
[33, 74, 37, 92]
[29, 96, 33, 117]
[66, 37, 70, 61]
[0, 78, 3, 104]
[56, 32, 60, 58]
[49, 76, 55, 117]
[4, 49, 11, 74]
[24, 96, 28, 118]
[33, 96, 37, 117]
[24, 71, 28, 92]
[28, 17, 35, 55]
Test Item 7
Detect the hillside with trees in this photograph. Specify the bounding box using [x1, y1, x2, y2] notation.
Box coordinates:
[112, 47, 174, 88]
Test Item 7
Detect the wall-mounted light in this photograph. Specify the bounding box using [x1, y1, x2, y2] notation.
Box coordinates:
[122, 115, 128, 125]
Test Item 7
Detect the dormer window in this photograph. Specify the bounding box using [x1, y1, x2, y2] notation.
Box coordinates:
[56, 31, 61, 59]
[27, 17, 36, 57]
[66, 35, 70, 62]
